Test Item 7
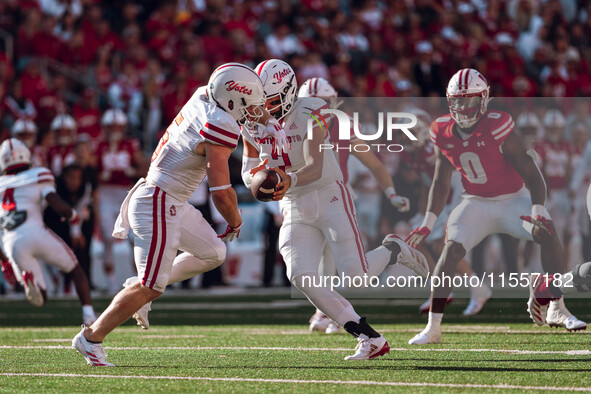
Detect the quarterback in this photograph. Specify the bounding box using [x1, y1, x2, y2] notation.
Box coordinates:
[406, 68, 585, 345]
[243, 59, 429, 360]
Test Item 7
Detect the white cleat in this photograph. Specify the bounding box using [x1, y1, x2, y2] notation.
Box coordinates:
[325, 322, 341, 334]
[72, 325, 115, 367]
[309, 311, 331, 332]
[382, 235, 429, 278]
[22, 271, 44, 307]
[344, 334, 390, 360]
[527, 274, 551, 326]
[408, 326, 441, 345]
[124, 276, 151, 329]
[546, 297, 587, 332]
[462, 285, 492, 316]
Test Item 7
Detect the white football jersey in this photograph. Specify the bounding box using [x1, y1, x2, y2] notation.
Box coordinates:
[0, 167, 55, 232]
[242, 97, 342, 198]
[147, 86, 240, 202]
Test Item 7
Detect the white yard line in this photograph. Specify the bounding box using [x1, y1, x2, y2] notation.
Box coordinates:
[0, 373, 589, 391]
[2, 345, 590, 355]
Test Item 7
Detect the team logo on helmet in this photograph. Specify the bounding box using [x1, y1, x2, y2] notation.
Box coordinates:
[225, 81, 253, 95]
[273, 68, 292, 84]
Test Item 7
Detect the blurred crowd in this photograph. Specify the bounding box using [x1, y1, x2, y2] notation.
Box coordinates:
[1, 0, 591, 292]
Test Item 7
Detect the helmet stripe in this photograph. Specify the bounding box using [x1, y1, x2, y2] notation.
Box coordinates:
[256, 60, 270, 75]
[215, 63, 258, 77]
[313, 78, 318, 96]
[464, 69, 470, 87]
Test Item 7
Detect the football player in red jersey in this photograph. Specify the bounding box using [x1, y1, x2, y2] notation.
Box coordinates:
[96, 108, 148, 292]
[406, 68, 586, 344]
[535, 109, 572, 247]
[46, 114, 77, 176]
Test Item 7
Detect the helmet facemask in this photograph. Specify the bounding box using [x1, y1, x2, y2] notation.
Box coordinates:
[265, 73, 296, 121]
[447, 91, 489, 129]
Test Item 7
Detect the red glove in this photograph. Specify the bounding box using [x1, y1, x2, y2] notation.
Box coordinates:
[1, 260, 16, 287]
[218, 223, 242, 242]
[520, 205, 553, 235]
[405, 227, 431, 249]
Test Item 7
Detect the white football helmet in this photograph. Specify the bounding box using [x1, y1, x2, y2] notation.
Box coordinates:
[0, 138, 31, 173]
[51, 114, 77, 146]
[516, 111, 541, 129]
[101, 108, 128, 126]
[255, 59, 297, 120]
[207, 63, 265, 125]
[298, 77, 342, 108]
[446, 68, 491, 129]
[11, 119, 38, 149]
[543, 109, 566, 142]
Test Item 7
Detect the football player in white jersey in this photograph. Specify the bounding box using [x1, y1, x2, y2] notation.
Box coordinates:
[72, 63, 287, 367]
[242, 59, 429, 360]
[0, 139, 97, 324]
[298, 77, 412, 334]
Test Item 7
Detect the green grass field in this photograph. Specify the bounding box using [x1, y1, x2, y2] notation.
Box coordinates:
[1, 292, 590, 392]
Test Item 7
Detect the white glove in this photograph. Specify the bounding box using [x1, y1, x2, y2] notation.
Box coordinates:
[384, 187, 410, 212]
[261, 118, 290, 155]
[390, 195, 410, 212]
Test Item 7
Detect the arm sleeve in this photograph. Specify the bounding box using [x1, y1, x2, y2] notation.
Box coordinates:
[37, 170, 56, 198]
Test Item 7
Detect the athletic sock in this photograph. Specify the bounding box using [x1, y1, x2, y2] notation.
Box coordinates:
[427, 312, 443, 330]
[344, 317, 380, 338]
[82, 305, 95, 316]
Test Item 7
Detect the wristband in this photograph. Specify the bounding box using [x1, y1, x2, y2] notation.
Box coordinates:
[287, 172, 297, 188]
[384, 186, 396, 198]
[421, 212, 438, 230]
[531, 204, 545, 217]
[209, 184, 232, 192]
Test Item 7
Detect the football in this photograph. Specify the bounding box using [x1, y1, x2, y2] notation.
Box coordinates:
[250, 169, 281, 202]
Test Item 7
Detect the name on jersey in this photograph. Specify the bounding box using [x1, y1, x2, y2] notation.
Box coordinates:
[255, 135, 302, 144]
[225, 81, 253, 95]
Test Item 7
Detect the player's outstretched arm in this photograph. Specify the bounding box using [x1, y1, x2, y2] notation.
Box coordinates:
[350, 141, 410, 212]
[46, 192, 78, 221]
[406, 147, 453, 248]
[203, 143, 242, 229]
[271, 124, 324, 200]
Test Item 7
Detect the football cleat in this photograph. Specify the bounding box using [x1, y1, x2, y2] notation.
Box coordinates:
[22, 271, 44, 307]
[419, 293, 454, 314]
[309, 311, 331, 332]
[408, 326, 442, 345]
[462, 285, 492, 316]
[72, 325, 114, 367]
[325, 322, 341, 334]
[527, 273, 557, 326]
[382, 235, 429, 278]
[546, 297, 587, 332]
[124, 276, 151, 329]
[344, 334, 390, 360]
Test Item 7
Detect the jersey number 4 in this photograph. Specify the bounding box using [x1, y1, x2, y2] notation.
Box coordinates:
[2, 188, 16, 211]
[271, 146, 291, 171]
[459, 152, 487, 184]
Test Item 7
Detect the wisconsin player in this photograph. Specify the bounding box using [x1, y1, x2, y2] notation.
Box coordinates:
[298, 77, 412, 333]
[72, 63, 284, 366]
[242, 60, 429, 360]
[406, 68, 585, 345]
[0, 139, 97, 324]
[47, 114, 77, 176]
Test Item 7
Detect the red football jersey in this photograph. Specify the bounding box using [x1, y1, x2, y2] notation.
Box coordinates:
[47, 144, 76, 176]
[430, 111, 524, 198]
[535, 140, 572, 190]
[96, 139, 141, 186]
